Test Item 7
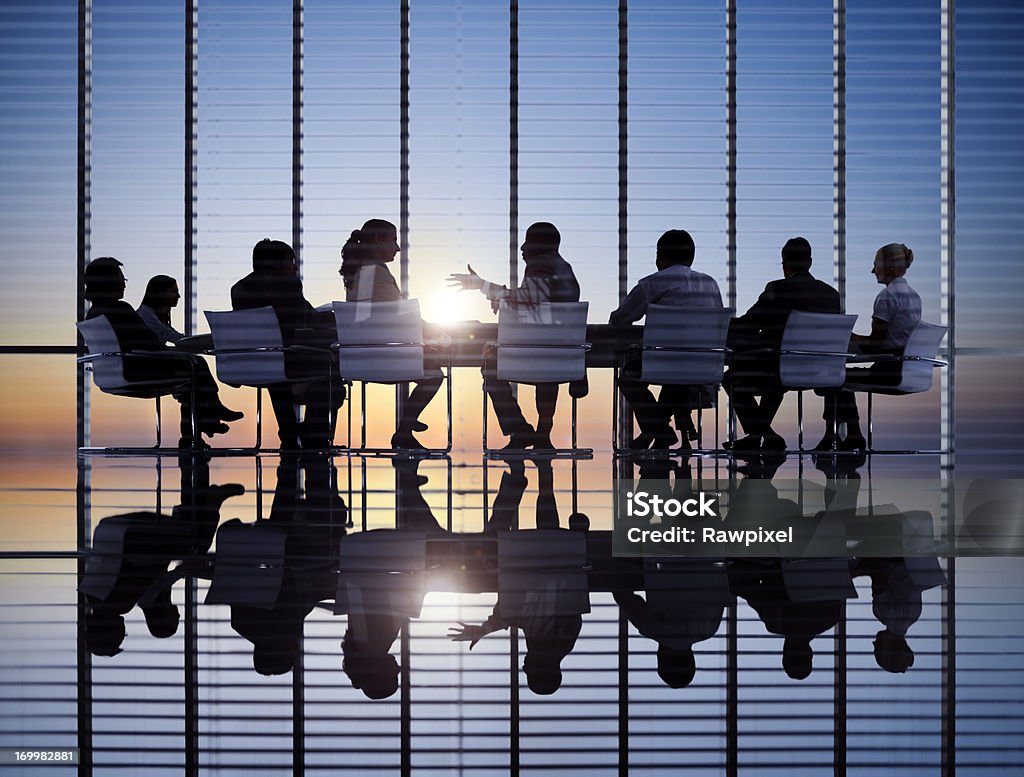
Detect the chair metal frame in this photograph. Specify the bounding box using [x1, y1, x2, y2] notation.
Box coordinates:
[205, 308, 346, 453]
[332, 300, 452, 457]
[843, 321, 948, 454]
[733, 311, 858, 452]
[483, 301, 592, 458]
[77, 316, 202, 454]
[611, 305, 734, 457]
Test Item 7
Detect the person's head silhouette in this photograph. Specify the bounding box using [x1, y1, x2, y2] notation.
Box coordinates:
[872, 242, 914, 285]
[657, 645, 697, 688]
[339, 219, 400, 288]
[142, 601, 180, 639]
[252, 238, 296, 274]
[781, 237, 813, 277]
[85, 609, 126, 657]
[523, 650, 563, 695]
[84, 257, 127, 301]
[655, 229, 696, 270]
[873, 629, 915, 673]
[140, 275, 181, 317]
[521, 222, 561, 261]
[343, 652, 400, 699]
[252, 636, 300, 676]
[782, 636, 813, 680]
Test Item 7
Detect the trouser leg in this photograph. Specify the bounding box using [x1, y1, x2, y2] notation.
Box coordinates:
[619, 377, 670, 435]
[724, 379, 765, 436]
[299, 378, 345, 447]
[398, 377, 442, 432]
[482, 351, 532, 436]
[534, 383, 559, 437]
[758, 390, 786, 432]
[268, 384, 300, 445]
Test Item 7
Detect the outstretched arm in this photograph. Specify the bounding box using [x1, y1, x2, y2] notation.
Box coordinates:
[447, 608, 509, 649]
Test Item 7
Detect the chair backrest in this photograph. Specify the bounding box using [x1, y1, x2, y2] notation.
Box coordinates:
[496, 302, 589, 383]
[640, 305, 734, 385]
[333, 299, 425, 382]
[778, 311, 858, 388]
[205, 307, 289, 386]
[895, 321, 947, 394]
[77, 316, 130, 390]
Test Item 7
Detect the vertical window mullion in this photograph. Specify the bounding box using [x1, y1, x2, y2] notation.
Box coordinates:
[186, 0, 198, 335]
[833, 0, 846, 308]
[617, 1, 628, 303]
[510, 0, 519, 289]
[293, 0, 304, 274]
[77, 0, 93, 449]
[725, 0, 737, 311]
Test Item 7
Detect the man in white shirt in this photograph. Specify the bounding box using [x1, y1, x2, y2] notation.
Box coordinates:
[609, 230, 723, 449]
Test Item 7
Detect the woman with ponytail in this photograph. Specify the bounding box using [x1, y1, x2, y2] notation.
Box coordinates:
[338, 219, 442, 450]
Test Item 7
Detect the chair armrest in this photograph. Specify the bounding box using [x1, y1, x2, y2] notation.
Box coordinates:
[331, 341, 424, 350]
[846, 353, 899, 364]
[776, 349, 855, 359]
[635, 345, 731, 354]
[903, 356, 947, 367]
[78, 349, 203, 364]
[494, 342, 592, 351]
[288, 344, 333, 354]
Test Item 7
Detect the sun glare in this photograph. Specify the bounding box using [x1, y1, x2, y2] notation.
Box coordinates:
[423, 285, 477, 326]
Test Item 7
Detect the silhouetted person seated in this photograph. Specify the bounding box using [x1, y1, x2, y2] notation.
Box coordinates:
[339, 219, 443, 451]
[84, 257, 243, 448]
[853, 557, 928, 674]
[730, 559, 844, 680]
[723, 238, 840, 453]
[231, 238, 344, 449]
[342, 613, 403, 699]
[335, 523, 432, 699]
[609, 229, 724, 451]
[137, 274, 185, 344]
[81, 457, 243, 656]
[613, 559, 728, 689]
[216, 456, 346, 675]
[448, 607, 582, 696]
[339, 462, 449, 696]
[448, 456, 589, 694]
[815, 243, 922, 452]
[448, 222, 582, 450]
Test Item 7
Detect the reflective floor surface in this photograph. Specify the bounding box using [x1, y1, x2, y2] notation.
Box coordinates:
[1, 450, 1022, 775]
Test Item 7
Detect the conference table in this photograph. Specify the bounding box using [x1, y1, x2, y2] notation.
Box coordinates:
[177, 321, 645, 369]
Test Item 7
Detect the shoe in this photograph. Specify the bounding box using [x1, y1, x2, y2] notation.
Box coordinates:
[502, 431, 535, 451]
[761, 432, 787, 451]
[812, 433, 840, 452]
[531, 434, 555, 451]
[200, 421, 230, 437]
[278, 437, 301, 451]
[723, 435, 761, 451]
[209, 483, 245, 505]
[650, 429, 678, 450]
[217, 406, 245, 422]
[391, 431, 427, 451]
[630, 433, 654, 450]
[839, 434, 867, 452]
[410, 420, 428, 433]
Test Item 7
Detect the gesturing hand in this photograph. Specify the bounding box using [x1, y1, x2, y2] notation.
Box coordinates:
[447, 621, 488, 649]
[447, 264, 484, 292]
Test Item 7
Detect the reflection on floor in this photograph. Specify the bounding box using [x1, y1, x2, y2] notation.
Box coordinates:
[1, 450, 1022, 775]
